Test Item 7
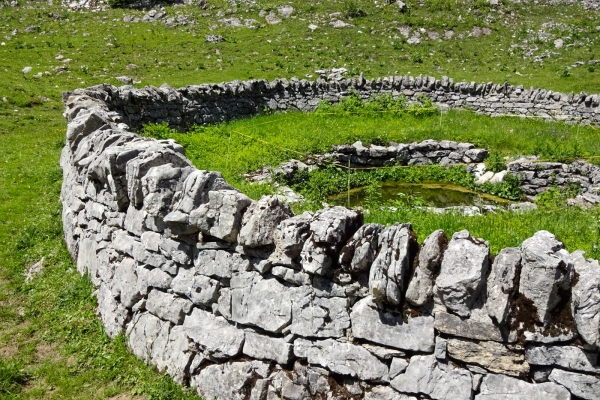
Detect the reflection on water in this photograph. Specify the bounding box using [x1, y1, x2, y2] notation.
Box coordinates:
[329, 181, 514, 208]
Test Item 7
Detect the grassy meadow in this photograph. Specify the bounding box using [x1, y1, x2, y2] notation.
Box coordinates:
[1, 0, 600, 398]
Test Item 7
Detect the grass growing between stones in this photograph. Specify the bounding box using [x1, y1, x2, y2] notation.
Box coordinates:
[0, 0, 599, 397]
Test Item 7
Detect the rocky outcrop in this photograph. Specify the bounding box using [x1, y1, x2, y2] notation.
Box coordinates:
[61, 88, 600, 399]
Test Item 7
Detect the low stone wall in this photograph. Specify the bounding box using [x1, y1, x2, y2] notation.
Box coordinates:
[60, 88, 600, 399]
[64, 73, 600, 132]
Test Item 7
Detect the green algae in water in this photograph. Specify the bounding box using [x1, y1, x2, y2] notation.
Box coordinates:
[329, 181, 515, 208]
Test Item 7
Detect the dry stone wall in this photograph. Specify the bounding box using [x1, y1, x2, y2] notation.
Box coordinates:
[61, 84, 600, 400]
[64, 73, 600, 132]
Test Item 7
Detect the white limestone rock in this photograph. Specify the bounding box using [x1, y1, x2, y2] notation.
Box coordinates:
[238, 196, 293, 248]
[436, 230, 490, 317]
[365, 386, 417, 400]
[549, 369, 600, 400]
[406, 229, 447, 307]
[434, 311, 512, 342]
[189, 189, 252, 242]
[338, 223, 383, 273]
[194, 249, 250, 279]
[293, 338, 388, 381]
[126, 312, 167, 363]
[525, 345, 600, 373]
[270, 211, 313, 266]
[570, 251, 600, 349]
[289, 287, 350, 338]
[391, 354, 473, 400]
[183, 308, 245, 359]
[487, 247, 521, 325]
[191, 360, 271, 400]
[519, 231, 574, 325]
[145, 289, 193, 325]
[475, 372, 571, 399]
[230, 271, 293, 333]
[94, 283, 129, 338]
[243, 331, 293, 365]
[369, 223, 415, 305]
[351, 296, 435, 352]
[171, 266, 220, 306]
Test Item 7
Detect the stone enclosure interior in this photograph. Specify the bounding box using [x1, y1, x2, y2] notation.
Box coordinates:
[61, 75, 600, 400]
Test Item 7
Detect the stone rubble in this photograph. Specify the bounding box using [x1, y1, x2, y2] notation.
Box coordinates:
[61, 83, 600, 399]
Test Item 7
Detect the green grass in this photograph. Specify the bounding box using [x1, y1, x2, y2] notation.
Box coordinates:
[0, 0, 599, 397]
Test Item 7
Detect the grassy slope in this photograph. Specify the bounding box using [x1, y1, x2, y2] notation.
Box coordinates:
[0, 0, 599, 398]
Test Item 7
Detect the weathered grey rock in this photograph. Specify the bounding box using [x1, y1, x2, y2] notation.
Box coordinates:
[151, 325, 196, 385]
[290, 288, 350, 338]
[447, 338, 529, 377]
[525, 345, 600, 373]
[351, 296, 435, 352]
[126, 312, 167, 363]
[366, 386, 417, 400]
[171, 266, 220, 306]
[271, 266, 311, 286]
[338, 224, 383, 272]
[231, 271, 293, 333]
[435, 337, 447, 360]
[243, 331, 293, 365]
[436, 230, 490, 317]
[194, 249, 250, 279]
[94, 283, 129, 338]
[159, 237, 191, 265]
[434, 311, 512, 342]
[475, 372, 571, 399]
[487, 247, 521, 325]
[519, 231, 574, 325]
[145, 290, 193, 325]
[300, 207, 362, 275]
[369, 223, 415, 305]
[406, 229, 447, 307]
[570, 251, 600, 349]
[191, 361, 271, 400]
[389, 357, 409, 380]
[111, 257, 143, 308]
[391, 354, 473, 400]
[294, 338, 388, 381]
[270, 212, 313, 266]
[172, 170, 233, 213]
[189, 189, 252, 242]
[147, 267, 174, 289]
[312, 276, 346, 297]
[549, 369, 600, 400]
[362, 343, 406, 360]
[239, 196, 293, 248]
[183, 308, 245, 359]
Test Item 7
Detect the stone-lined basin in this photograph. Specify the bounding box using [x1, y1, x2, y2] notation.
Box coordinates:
[328, 181, 514, 208]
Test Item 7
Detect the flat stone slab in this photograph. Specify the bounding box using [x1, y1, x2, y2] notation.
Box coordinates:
[475, 372, 571, 399]
[351, 296, 435, 352]
[183, 308, 245, 359]
[434, 311, 514, 343]
[525, 345, 600, 373]
[447, 338, 529, 377]
[294, 338, 388, 381]
[549, 369, 600, 400]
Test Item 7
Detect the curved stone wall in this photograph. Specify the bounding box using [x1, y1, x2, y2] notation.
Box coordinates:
[64, 73, 599, 131]
[61, 84, 600, 400]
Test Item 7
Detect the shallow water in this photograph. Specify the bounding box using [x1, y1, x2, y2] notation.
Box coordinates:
[329, 181, 514, 208]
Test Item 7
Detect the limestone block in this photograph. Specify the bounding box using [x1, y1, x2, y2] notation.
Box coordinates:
[94, 283, 129, 339]
[475, 372, 571, 399]
[519, 231, 574, 325]
[293, 338, 388, 381]
[338, 223, 383, 273]
[391, 354, 473, 400]
[549, 369, 600, 400]
[238, 196, 293, 248]
[525, 345, 600, 373]
[447, 338, 529, 377]
[434, 311, 512, 342]
[171, 266, 220, 306]
[351, 297, 435, 352]
[171, 169, 233, 214]
[365, 386, 417, 400]
[230, 271, 294, 333]
[183, 308, 245, 359]
[270, 211, 313, 266]
[243, 331, 294, 365]
[436, 230, 490, 317]
[145, 289, 193, 325]
[189, 189, 252, 242]
[191, 361, 271, 400]
[570, 251, 600, 349]
[406, 229, 447, 307]
[194, 249, 250, 279]
[487, 247, 521, 325]
[289, 288, 350, 338]
[369, 223, 416, 305]
[126, 312, 168, 363]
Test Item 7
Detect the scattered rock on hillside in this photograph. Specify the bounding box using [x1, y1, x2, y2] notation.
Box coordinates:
[206, 34, 225, 43]
[22, 66, 32, 73]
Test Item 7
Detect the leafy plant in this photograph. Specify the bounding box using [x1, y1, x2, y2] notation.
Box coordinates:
[485, 150, 507, 173]
[344, 1, 367, 18]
